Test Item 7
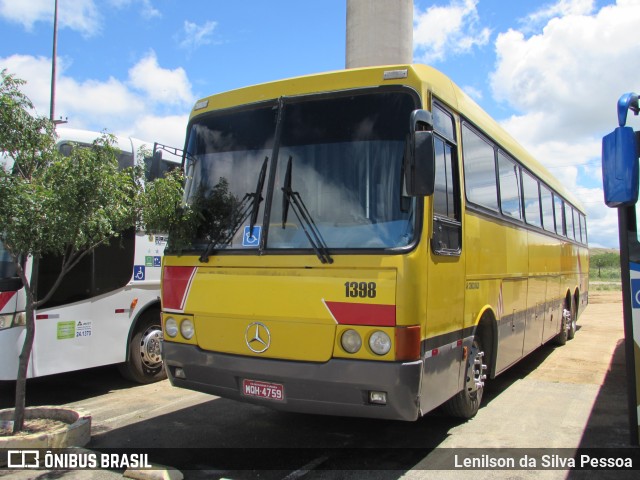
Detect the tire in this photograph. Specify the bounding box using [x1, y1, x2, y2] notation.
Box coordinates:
[567, 298, 577, 340]
[442, 335, 487, 419]
[118, 309, 167, 384]
[554, 303, 570, 345]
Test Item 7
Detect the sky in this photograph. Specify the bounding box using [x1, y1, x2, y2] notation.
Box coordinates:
[1, 0, 640, 249]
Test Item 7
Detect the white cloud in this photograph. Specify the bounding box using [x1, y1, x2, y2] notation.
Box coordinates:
[573, 185, 619, 248]
[500, 114, 602, 172]
[0, 0, 161, 36]
[0, 55, 52, 117]
[177, 20, 218, 52]
[489, 0, 640, 248]
[0, 0, 102, 37]
[0, 0, 51, 29]
[522, 0, 595, 30]
[0, 53, 192, 148]
[108, 0, 161, 20]
[130, 114, 189, 152]
[128, 52, 194, 106]
[413, 0, 491, 63]
[59, 76, 147, 127]
[462, 85, 483, 101]
[491, 0, 640, 139]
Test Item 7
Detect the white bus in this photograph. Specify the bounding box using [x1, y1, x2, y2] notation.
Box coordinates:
[0, 128, 179, 383]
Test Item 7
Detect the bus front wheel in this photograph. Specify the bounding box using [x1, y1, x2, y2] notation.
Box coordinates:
[442, 335, 487, 419]
[118, 310, 167, 384]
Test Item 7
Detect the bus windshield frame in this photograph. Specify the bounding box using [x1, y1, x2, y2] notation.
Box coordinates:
[183, 86, 422, 258]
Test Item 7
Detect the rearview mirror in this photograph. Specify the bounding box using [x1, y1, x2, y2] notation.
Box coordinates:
[405, 109, 435, 196]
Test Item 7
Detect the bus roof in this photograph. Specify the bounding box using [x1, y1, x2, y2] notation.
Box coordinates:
[55, 127, 153, 161]
[189, 64, 583, 213]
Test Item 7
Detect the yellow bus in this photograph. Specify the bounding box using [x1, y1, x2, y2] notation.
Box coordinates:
[161, 64, 589, 421]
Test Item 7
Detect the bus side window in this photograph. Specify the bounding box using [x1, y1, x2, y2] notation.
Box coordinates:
[553, 194, 565, 236]
[540, 184, 555, 233]
[580, 214, 587, 244]
[565, 203, 575, 240]
[431, 102, 461, 256]
[522, 171, 542, 228]
[497, 152, 522, 220]
[37, 228, 135, 308]
[462, 124, 499, 211]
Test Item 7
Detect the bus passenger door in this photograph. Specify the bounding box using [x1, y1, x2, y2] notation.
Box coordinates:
[420, 118, 466, 413]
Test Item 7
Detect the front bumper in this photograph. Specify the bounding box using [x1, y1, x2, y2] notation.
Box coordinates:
[163, 342, 422, 421]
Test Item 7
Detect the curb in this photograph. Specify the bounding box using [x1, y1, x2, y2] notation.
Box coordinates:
[0, 407, 91, 466]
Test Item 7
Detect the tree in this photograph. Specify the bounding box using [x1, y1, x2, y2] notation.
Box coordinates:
[591, 251, 620, 278]
[0, 69, 184, 433]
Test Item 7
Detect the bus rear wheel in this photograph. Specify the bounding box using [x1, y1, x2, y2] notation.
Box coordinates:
[118, 310, 167, 384]
[567, 298, 577, 340]
[442, 335, 487, 419]
[555, 302, 572, 345]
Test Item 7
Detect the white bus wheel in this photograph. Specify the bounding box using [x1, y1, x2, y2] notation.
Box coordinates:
[118, 310, 167, 384]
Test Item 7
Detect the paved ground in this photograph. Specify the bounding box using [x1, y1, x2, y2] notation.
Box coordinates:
[402, 290, 635, 480]
[1, 290, 637, 479]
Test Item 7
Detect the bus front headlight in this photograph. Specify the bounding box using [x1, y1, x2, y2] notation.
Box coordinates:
[165, 317, 178, 338]
[0, 315, 12, 330]
[369, 331, 391, 355]
[341, 329, 362, 354]
[0, 313, 25, 330]
[180, 318, 195, 340]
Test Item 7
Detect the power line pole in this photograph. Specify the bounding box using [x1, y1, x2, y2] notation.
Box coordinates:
[49, 0, 58, 123]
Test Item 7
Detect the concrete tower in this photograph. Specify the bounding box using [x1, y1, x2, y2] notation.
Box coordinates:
[346, 0, 414, 69]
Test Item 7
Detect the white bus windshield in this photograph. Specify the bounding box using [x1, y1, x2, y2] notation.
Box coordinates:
[0, 241, 18, 280]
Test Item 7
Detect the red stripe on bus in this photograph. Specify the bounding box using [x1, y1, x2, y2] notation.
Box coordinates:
[0, 291, 17, 311]
[162, 266, 197, 311]
[324, 301, 395, 326]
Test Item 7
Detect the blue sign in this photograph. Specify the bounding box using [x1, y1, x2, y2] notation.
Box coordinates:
[242, 226, 261, 247]
[632, 279, 640, 309]
[153, 256, 161, 267]
[133, 265, 146, 281]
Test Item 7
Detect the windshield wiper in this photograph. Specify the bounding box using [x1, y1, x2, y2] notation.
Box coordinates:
[281, 156, 333, 264]
[249, 156, 269, 237]
[199, 157, 269, 262]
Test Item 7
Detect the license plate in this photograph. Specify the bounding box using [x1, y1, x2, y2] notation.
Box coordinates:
[242, 379, 285, 402]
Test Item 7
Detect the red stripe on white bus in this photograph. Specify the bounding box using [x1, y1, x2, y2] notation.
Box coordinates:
[0, 291, 17, 311]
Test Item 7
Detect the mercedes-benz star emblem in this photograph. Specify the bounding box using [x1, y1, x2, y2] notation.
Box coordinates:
[245, 322, 271, 353]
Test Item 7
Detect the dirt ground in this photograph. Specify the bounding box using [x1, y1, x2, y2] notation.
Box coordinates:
[588, 290, 623, 305]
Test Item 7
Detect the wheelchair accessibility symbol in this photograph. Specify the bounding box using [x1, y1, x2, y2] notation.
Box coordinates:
[133, 265, 145, 281]
[242, 226, 261, 247]
[632, 279, 640, 309]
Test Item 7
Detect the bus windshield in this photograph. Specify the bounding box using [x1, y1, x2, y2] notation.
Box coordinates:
[0, 240, 18, 280]
[184, 89, 419, 254]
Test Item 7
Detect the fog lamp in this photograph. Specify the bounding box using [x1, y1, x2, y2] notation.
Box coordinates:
[369, 391, 387, 405]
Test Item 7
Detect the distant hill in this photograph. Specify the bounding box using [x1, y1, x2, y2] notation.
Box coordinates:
[589, 247, 619, 256]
